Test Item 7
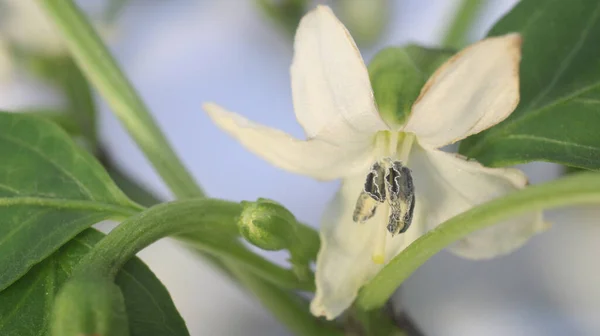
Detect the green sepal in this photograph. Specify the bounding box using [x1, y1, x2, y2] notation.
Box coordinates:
[368, 45, 453, 127]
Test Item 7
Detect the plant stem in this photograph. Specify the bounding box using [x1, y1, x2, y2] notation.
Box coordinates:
[36, 0, 204, 199]
[38, 2, 328, 333]
[357, 172, 600, 310]
[73, 199, 313, 291]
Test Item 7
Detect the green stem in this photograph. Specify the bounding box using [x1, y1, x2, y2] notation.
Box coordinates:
[357, 172, 600, 310]
[73, 199, 312, 291]
[226, 260, 343, 336]
[36, 0, 204, 199]
[38, 2, 328, 333]
[442, 0, 486, 49]
[70, 199, 232, 277]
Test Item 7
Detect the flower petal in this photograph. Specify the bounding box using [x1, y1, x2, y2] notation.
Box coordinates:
[403, 34, 522, 148]
[310, 170, 424, 319]
[204, 103, 375, 180]
[409, 144, 548, 259]
[291, 5, 388, 141]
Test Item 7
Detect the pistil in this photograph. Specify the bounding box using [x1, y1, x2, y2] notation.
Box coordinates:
[370, 131, 416, 265]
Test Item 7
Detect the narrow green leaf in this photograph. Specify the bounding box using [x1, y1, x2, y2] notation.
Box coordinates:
[356, 172, 600, 310]
[0, 112, 141, 291]
[37, 0, 204, 199]
[0, 229, 189, 336]
[368, 45, 453, 127]
[459, 0, 600, 169]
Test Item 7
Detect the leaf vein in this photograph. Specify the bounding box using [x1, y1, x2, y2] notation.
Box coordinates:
[522, 1, 600, 112]
[0, 133, 96, 201]
[504, 134, 600, 152]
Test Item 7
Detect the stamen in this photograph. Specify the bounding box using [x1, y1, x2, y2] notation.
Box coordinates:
[371, 203, 390, 264]
[385, 161, 416, 235]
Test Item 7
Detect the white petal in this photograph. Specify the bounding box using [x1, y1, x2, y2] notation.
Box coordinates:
[204, 103, 375, 180]
[403, 34, 522, 148]
[291, 5, 388, 141]
[409, 144, 548, 259]
[310, 170, 425, 319]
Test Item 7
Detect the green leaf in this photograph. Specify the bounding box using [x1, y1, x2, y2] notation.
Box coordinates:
[27, 55, 98, 149]
[23, 109, 83, 138]
[356, 172, 600, 310]
[37, 0, 205, 199]
[0, 112, 141, 291]
[368, 45, 453, 127]
[459, 0, 600, 169]
[0, 229, 189, 336]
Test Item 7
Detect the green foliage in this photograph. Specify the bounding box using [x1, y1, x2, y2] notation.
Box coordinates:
[0, 229, 189, 336]
[460, 0, 600, 170]
[0, 112, 141, 291]
[27, 55, 98, 148]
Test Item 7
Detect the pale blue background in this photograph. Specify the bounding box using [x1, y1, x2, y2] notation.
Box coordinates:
[2, 1, 600, 335]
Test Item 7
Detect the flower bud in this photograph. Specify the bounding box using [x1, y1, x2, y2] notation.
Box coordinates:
[238, 198, 298, 251]
[51, 278, 129, 336]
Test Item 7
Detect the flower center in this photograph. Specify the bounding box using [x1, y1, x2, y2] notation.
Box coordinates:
[353, 131, 416, 264]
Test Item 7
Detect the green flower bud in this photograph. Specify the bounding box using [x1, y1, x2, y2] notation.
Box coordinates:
[238, 198, 298, 251]
[51, 278, 129, 336]
[238, 198, 321, 282]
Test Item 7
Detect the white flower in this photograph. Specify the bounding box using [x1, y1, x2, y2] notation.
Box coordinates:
[203, 5, 547, 320]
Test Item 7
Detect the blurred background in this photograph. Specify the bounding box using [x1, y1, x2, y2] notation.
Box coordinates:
[1, 0, 599, 335]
